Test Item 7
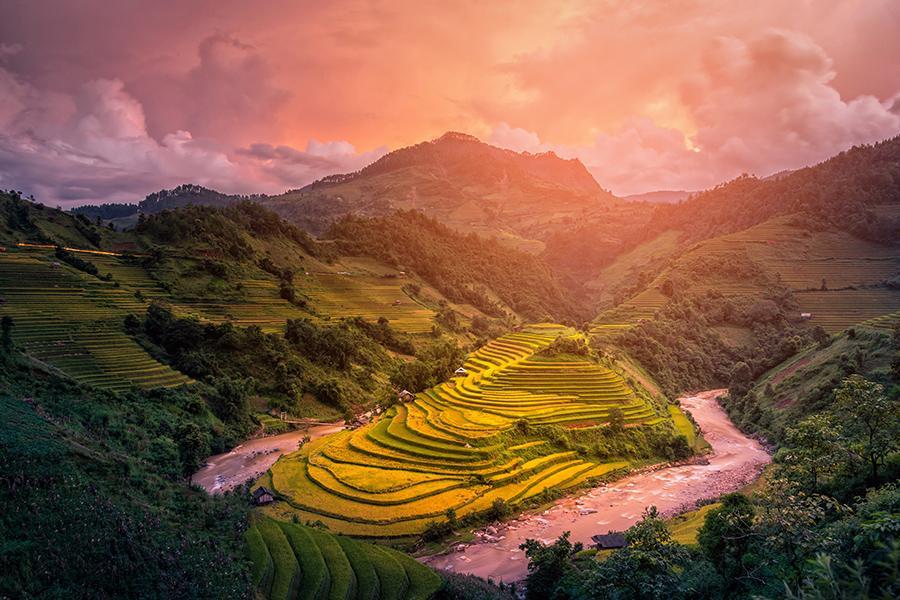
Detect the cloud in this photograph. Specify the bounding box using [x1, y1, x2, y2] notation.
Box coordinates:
[236, 140, 387, 188]
[0, 56, 381, 206]
[490, 29, 900, 195]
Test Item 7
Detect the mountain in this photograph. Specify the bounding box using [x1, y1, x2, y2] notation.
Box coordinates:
[264, 131, 616, 247]
[621, 190, 693, 204]
[73, 133, 616, 253]
[72, 184, 266, 229]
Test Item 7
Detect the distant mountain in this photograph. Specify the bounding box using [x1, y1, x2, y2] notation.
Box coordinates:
[72, 184, 266, 226]
[265, 131, 615, 242]
[72, 134, 614, 250]
[621, 190, 693, 204]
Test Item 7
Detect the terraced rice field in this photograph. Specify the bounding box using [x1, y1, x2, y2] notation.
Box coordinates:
[794, 289, 900, 333]
[262, 325, 664, 537]
[303, 272, 435, 334]
[862, 310, 900, 332]
[0, 249, 191, 392]
[246, 517, 440, 600]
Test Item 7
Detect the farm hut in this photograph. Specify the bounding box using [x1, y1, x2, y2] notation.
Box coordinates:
[800, 312, 812, 320]
[251, 487, 275, 506]
[592, 532, 627, 550]
[398, 389, 415, 402]
[454, 367, 468, 376]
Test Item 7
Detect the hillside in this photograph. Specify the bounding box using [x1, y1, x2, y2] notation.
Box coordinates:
[726, 323, 898, 443]
[0, 352, 251, 598]
[268, 132, 612, 245]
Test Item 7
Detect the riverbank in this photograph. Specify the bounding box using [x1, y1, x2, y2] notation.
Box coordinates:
[422, 389, 771, 583]
[192, 422, 344, 494]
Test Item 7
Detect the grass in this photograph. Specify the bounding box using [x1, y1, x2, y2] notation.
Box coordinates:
[306, 527, 357, 600]
[362, 545, 408, 600]
[245, 525, 274, 596]
[256, 517, 301, 600]
[264, 326, 681, 537]
[335, 535, 380, 600]
[0, 250, 192, 391]
[247, 517, 440, 600]
[278, 522, 330, 600]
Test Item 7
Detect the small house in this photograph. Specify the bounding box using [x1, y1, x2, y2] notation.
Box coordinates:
[398, 389, 415, 403]
[251, 487, 275, 506]
[592, 532, 627, 550]
[800, 312, 812, 320]
[454, 367, 468, 376]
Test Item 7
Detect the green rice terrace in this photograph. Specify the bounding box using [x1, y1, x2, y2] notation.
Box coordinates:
[246, 517, 440, 600]
[258, 325, 680, 537]
[0, 246, 452, 390]
[0, 249, 191, 392]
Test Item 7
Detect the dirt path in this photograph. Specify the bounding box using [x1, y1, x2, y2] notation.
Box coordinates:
[422, 389, 770, 583]
[192, 422, 344, 494]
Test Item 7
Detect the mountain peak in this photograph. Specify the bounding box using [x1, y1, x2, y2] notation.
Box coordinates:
[433, 131, 482, 144]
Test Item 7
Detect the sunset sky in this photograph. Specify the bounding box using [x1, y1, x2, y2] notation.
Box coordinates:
[1, 0, 899, 205]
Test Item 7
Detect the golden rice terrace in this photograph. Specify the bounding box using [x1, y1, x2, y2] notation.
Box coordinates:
[260, 325, 673, 537]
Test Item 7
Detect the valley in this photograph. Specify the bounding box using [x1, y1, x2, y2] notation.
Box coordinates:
[1, 134, 899, 600]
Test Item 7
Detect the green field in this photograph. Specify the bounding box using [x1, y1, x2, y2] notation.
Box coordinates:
[0, 250, 192, 392]
[0, 246, 461, 390]
[260, 325, 678, 537]
[595, 215, 900, 335]
[246, 517, 440, 600]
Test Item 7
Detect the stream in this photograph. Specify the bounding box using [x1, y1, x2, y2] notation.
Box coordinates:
[422, 389, 771, 583]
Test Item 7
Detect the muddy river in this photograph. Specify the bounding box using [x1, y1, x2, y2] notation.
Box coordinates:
[192, 422, 344, 493]
[423, 389, 771, 583]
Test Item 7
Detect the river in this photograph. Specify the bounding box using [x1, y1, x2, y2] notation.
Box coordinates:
[422, 389, 771, 583]
[192, 422, 344, 494]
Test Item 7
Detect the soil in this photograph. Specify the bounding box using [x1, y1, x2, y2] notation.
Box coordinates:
[421, 389, 771, 584]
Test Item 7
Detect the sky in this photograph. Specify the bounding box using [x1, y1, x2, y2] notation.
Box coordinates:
[1, 0, 899, 206]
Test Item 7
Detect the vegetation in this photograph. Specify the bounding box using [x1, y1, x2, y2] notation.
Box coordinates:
[0, 352, 251, 598]
[140, 304, 399, 420]
[328, 211, 582, 322]
[614, 290, 815, 397]
[246, 517, 441, 600]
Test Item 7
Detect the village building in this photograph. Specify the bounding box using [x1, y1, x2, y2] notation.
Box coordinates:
[251, 487, 275, 506]
[398, 389, 415, 402]
[454, 367, 468, 376]
[592, 532, 627, 550]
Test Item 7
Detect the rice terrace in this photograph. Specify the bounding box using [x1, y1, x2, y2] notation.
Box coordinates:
[1, 2, 899, 599]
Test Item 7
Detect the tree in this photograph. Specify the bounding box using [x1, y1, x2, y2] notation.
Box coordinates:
[578, 507, 694, 599]
[209, 377, 251, 424]
[781, 414, 843, 493]
[176, 422, 210, 476]
[832, 375, 899, 483]
[698, 493, 756, 594]
[520, 531, 581, 600]
[606, 407, 626, 435]
[1, 315, 12, 351]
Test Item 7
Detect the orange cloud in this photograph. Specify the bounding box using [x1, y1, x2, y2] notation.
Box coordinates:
[1, 0, 899, 202]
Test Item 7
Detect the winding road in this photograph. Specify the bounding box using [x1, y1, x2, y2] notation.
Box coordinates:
[423, 389, 771, 583]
